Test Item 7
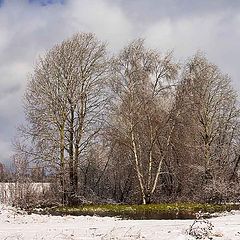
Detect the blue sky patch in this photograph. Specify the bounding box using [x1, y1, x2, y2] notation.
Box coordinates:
[0, 0, 64, 7]
[29, 0, 64, 6]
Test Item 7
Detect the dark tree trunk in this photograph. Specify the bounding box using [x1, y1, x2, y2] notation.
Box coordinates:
[69, 106, 75, 205]
[143, 193, 151, 204]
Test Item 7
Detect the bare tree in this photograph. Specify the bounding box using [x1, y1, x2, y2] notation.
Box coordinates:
[17, 33, 109, 205]
[14, 35, 240, 206]
[172, 53, 240, 201]
[108, 39, 179, 204]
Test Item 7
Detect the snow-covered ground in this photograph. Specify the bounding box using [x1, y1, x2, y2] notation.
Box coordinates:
[0, 204, 240, 240]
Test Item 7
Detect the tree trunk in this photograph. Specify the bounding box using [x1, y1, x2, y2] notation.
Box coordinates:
[60, 126, 67, 204]
[143, 193, 151, 204]
[69, 106, 75, 205]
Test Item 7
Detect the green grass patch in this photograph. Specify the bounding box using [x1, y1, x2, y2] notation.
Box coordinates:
[51, 202, 240, 220]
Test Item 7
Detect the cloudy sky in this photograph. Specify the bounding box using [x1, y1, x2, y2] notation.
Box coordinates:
[0, 0, 240, 164]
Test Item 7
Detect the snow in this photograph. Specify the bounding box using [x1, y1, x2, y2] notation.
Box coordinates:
[0, 204, 240, 240]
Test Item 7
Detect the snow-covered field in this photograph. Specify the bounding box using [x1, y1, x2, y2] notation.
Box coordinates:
[0, 204, 240, 240]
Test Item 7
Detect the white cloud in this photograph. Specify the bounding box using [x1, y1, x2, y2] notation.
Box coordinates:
[65, 0, 133, 51]
[143, 11, 240, 91]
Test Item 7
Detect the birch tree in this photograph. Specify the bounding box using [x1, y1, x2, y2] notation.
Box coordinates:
[109, 40, 179, 204]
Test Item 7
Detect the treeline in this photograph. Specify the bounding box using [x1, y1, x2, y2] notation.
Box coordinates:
[13, 32, 240, 206]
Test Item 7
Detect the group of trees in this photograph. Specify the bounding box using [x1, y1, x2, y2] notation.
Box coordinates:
[13, 32, 240, 205]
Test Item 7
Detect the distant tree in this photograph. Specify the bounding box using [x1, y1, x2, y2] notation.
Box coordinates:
[0, 162, 4, 181]
[31, 164, 45, 182]
[0, 162, 4, 174]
